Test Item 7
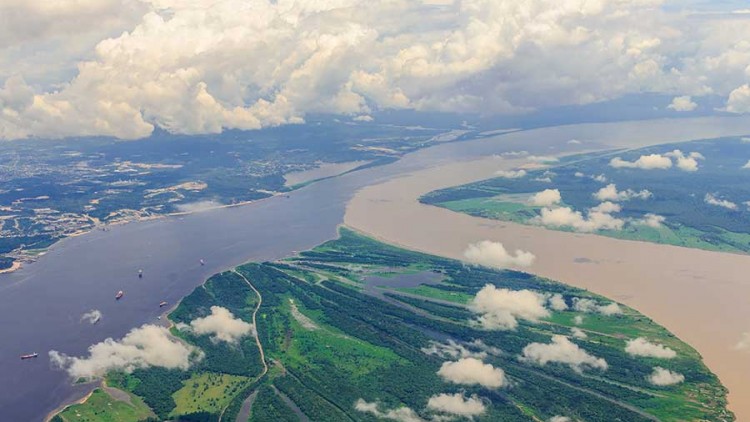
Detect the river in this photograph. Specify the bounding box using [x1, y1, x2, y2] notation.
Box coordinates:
[2, 116, 750, 420]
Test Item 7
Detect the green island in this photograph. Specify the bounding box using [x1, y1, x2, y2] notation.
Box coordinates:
[420, 137, 750, 254]
[52, 228, 732, 421]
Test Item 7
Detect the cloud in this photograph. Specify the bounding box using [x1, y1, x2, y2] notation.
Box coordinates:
[495, 169, 527, 179]
[352, 114, 373, 122]
[464, 240, 535, 269]
[186, 306, 254, 344]
[573, 298, 623, 315]
[549, 417, 572, 422]
[81, 309, 102, 324]
[635, 213, 666, 228]
[571, 327, 588, 339]
[529, 189, 562, 206]
[175, 200, 222, 213]
[520, 335, 608, 373]
[421, 339, 496, 360]
[527, 155, 559, 164]
[742, 160, 750, 169]
[573, 315, 584, 325]
[354, 400, 423, 422]
[610, 154, 673, 170]
[547, 293, 568, 311]
[734, 332, 750, 351]
[537, 206, 625, 232]
[50, 324, 200, 380]
[648, 367, 685, 386]
[470, 285, 550, 330]
[704, 193, 737, 210]
[567, 139, 581, 145]
[665, 149, 704, 172]
[437, 357, 507, 388]
[726, 84, 750, 114]
[667, 95, 697, 111]
[594, 184, 652, 201]
[625, 338, 677, 359]
[426, 393, 486, 417]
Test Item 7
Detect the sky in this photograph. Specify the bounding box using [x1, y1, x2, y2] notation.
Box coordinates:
[0, 0, 749, 140]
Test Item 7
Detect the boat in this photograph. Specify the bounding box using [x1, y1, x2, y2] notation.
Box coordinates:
[138, 269, 143, 278]
[20, 353, 38, 360]
[200, 259, 205, 266]
[115, 290, 124, 300]
[159, 301, 168, 307]
[91, 315, 101, 324]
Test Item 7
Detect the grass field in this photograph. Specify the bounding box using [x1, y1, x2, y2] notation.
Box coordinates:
[57, 389, 153, 422]
[170, 372, 249, 416]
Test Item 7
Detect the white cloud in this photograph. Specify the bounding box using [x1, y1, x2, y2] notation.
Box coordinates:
[734, 332, 750, 351]
[635, 213, 666, 228]
[665, 149, 704, 172]
[186, 306, 254, 344]
[426, 393, 486, 417]
[726, 84, 750, 114]
[547, 293, 568, 311]
[648, 367, 685, 386]
[175, 200, 222, 213]
[537, 206, 625, 232]
[592, 174, 608, 183]
[594, 184, 652, 201]
[495, 169, 527, 179]
[352, 114, 373, 122]
[470, 285, 550, 330]
[704, 193, 737, 210]
[529, 189, 561, 206]
[4, 1, 750, 139]
[437, 357, 507, 388]
[421, 340, 489, 360]
[50, 324, 200, 380]
[625, 338, 677, 359]
[464, 240, 535, 269]
[354, 400, 423, 422]
[589, 201, 622, 214]
[527, 155, 559, 164]
[520, 335, 608, 373]
[573, 315, 584, 325]
[549, 417, 572, 422]
[573, 298, 623, 315]
[571, 327, 587, 339]
[667, 95, 697, 111]
[567, 139, 581, 145]
[81, 309, 102, 324]
[742, 160, 750, 169]
[609, 154, 673, 170]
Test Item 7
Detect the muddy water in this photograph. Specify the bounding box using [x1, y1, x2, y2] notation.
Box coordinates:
[345, 128, 750, 419]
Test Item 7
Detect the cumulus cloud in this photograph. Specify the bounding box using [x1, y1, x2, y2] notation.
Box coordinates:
[635, 213, 666, 228]
[50, 324, 200, 380]
[648, 367, 685, 386]
[549, 417, 572, 422]
[4, 1, 750, 139]
[667, 95, 697, 111]
[704, 193, 737, 210]
[594, 184, 652, 201]
[520, 335, 608, 373]
[495, 169, 527, 178]
[610, 154, 673, 170]
[470, 285, 550, 330]
[529, 189, 562, 206]
[625, 338, 677, 359]
[464, 240, 535, 269]
[547, 293, 568, 311]
[186, 306, 254, 344]
[573, 298, 623, 315]
[734, 332, 750, 351]
[354, 400, 423, 422]
[421, 339, 500, 360]
[426, 393, 486, 417]
[527, 155, 559, 164]
[726, 84, 750, 114]
[536, 206, 625, 232]
[175, 200, 223, 213]
[665, 150, 704, 172]
[437, 357, 507, 388]
[571, 327, 588, 339]
[81, 309, 102, 324]
[573, 315, 584, 325]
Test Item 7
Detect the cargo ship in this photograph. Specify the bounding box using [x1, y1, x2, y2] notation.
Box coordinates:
[159, 301, 168, 308]
[20, 353, 38, 360]
[115, 290, 124, 300]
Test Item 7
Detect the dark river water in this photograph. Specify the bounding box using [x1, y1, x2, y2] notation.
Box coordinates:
[1, 116, 748, 421]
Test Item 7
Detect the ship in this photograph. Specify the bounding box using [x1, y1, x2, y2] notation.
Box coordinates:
[159, 301, 168, 308]
[138, 269, 143, 278]
[20, 353, 38, 360]
[115, 290, 124, 300]
[200, 259, 205, 266]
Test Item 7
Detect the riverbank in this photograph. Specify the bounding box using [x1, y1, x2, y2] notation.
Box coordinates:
[345, 147, 750, 419]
